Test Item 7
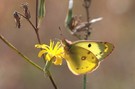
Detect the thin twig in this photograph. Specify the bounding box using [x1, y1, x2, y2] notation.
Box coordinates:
[36, 0, 38, 28]
[18, 12, 45, 64]
[18, 13, 41, 44]
[83, 0, 92, 89]
[83, 0, 92, 40]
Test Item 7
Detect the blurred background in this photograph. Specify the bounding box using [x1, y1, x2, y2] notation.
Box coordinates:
[0, 0, 135, 89]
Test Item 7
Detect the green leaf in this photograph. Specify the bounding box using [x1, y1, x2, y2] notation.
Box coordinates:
[65, 0, 73, 29]
[38, 0, 46, 27]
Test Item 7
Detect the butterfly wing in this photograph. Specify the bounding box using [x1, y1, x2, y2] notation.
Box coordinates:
[64, 45, 99, 75]
[73, 41, 114, 61]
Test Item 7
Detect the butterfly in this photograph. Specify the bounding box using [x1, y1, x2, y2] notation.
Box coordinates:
[62, 39, 114, 75]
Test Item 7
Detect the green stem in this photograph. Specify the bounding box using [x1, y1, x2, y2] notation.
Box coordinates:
[48, 71, 58, 89]
[0, 34, 43, 71]
[83, 74, 87, 89]
[44, 60, 58, 89]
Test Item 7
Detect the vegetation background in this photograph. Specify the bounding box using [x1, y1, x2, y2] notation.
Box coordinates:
[0, 0, 135, 89]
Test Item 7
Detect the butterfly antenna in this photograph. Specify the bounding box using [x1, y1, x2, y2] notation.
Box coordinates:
[54, 27, 64, 42]
[58, 27, 67, 46]
[59, 27, 65, 40]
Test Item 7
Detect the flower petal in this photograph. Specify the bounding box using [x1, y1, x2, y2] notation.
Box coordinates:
[54, 42, 61, 51]
[36, 40, 64, 66]
[53, 56, 62, 65]
[46, 54, 52, 61]
[35, 44, 49, 49]
[38, 50, 47, 57]
[50, 40, 53, 50]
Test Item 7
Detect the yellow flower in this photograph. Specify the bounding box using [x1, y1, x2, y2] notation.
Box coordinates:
[35, 40, 64, 65]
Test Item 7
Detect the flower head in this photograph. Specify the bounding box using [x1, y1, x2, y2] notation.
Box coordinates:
[35, 40, 64, 65]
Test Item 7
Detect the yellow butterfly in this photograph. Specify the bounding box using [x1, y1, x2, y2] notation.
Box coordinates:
[62, 39, 114, 75]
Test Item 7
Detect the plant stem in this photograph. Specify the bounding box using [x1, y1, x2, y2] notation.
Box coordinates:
[83, 74, 87, 89]
[83, 0, 91, 40]
[35, 0, 42, 44]
[18, 13, 41, 44]
[18, 12, 46, 64]
[36, 0, 38, 28]
[35, 1, 58, 89]
[47, 70, 58, 89]
[44, 60, 58, 89]
[0, 34, 43, 71]
[83, 0, 92, 89]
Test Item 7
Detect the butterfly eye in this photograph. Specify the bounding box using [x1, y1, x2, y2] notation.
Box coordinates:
[88, 43, 91, 47]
